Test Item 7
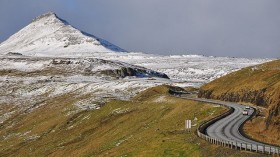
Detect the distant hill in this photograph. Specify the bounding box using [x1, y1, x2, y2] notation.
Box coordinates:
[199, 59, 280, 145]
[0, 12, 125, 56]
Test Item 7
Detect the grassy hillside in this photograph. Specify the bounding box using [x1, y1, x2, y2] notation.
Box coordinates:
[199, 59, 280, 145]
[0, 85, 263, 157]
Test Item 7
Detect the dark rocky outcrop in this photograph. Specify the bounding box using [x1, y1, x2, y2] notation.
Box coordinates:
[98, 67, 169, 79]
[6, 52, 23, 56]
[198, 89, 268, 107]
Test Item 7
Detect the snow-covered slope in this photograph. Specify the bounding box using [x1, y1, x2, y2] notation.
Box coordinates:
[0, 12, 125, 56]
[0, 57, 171, 114]
[0, 57, 169, 79]
[66, 52, 271, 87]
[108, 53, 272, 87]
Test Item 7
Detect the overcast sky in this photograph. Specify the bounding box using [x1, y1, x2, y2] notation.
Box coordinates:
[0, 0, 279, 58]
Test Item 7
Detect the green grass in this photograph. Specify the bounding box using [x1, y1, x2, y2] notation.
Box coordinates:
[0, 85, 266, 157]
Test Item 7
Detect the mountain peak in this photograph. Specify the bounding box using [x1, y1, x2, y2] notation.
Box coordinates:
[32, 12, 56, 21]
[32, 11, 68, 25]
[0, 12, 125, 56]
[40, 11, 56, 17]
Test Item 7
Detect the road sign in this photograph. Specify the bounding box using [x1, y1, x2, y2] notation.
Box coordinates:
[185, 120, 192, 129]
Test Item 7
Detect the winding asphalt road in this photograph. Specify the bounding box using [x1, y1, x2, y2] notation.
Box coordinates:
[181, 96, 280, 154]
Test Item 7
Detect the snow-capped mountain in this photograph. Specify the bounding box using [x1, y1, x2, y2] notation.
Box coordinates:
[0, 12, 125, 56]
[0, 12, 273, 88]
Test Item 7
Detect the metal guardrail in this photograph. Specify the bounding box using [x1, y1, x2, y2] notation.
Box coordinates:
[193, 99, 280, 155]
[197, 129, 280, 155]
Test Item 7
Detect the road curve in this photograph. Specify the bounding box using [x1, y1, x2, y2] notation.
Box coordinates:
[181, 96, 280, 154]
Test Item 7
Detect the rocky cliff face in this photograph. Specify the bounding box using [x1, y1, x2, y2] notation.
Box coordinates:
[199, 89, 268, 107]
